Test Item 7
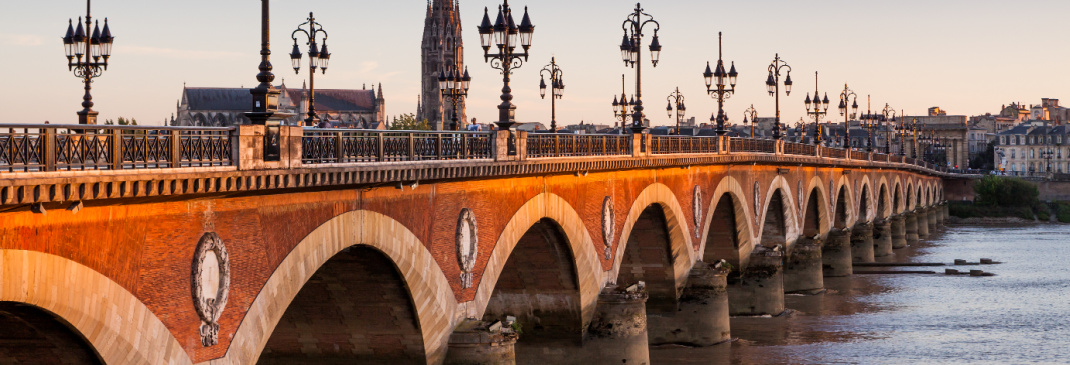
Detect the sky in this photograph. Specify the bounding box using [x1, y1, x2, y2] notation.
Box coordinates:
[1, 0, 1068, 127]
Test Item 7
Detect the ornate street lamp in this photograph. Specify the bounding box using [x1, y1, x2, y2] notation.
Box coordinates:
[881, 103, 897, 154]
[439, 52, 471, 131]
[742, 104, 758, 138]
[247, 0, 282, 127]
[838, 83, 859, 150]
[478, 0, 535, 131]
[290, 12, 331, 127]
[859, 96, 879, 152]
[804, 72, 830, 146]
[911, 118, 920, 159]
[620, 2, 662, 133]
[703, 32, 738, 136]
[765, 54, 793, 140]
[612, 75, 634, 135]
[666, 88, 686, 134]
[794, 118, 806, 143]
[62, 0, 115, 125]
[539, 57, 564, 132]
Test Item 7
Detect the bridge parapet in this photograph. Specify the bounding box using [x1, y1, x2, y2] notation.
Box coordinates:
[0, 126, 975, 207]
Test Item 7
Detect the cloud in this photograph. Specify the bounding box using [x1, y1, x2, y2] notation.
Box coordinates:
[0, 34, 44, 46]
[122, 45, 242, 60]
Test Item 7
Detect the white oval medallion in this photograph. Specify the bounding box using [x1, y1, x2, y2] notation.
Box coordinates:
[191, 232, 230, 347]
[456, 208, 478, 289]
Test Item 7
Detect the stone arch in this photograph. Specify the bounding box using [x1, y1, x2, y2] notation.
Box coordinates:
[611, 183, 697, 299]
[0, 250, 191, 365]
[222, 211, 457, 365]
[856, 175, 874, 223]
[907, 183, 917, 211]
[698, 176, 756, 269]
[877, 177, 893, 219]
[0, 302, 104, 364]
[892, 177, 904, 214]
[802, 176, 831, 237]
[757, 176, 801, 249]
[193, 113, 208, 126]
[481, 218, 584, 361]
[832, 179, 852, 230]
[475, 193, 603, 333]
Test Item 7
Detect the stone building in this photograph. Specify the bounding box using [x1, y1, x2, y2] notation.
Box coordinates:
[996, 122, 1070, 176]
[419, 0, 466, 130]
[899, 108, 969, 169]
[173, 83, 387, 129]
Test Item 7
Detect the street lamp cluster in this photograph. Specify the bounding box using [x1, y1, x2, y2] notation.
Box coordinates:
[289, 12, 332, 127]
[666, 88, 686, 133]
[62, 0, 115, 125]
[477, 0, 535, 131]
[703, 32, 737, 136]
[804, 72, 830, 145]
[612, 75, 635, 134]
[539, 57, 565, 131]
[619, 3, 662, 133]
[765, 54, 793, 140]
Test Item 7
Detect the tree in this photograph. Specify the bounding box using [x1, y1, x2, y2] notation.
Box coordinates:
[103, 117, 138, 126]
[389, 113, 431, 131]
[974, 176, 1038, 207]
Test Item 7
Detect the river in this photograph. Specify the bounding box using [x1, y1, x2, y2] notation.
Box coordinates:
[651, 224, 1070, 364]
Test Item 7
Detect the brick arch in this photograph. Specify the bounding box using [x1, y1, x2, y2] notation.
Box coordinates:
[220, 210, 457, 365]
[802, 176, 832, 237]
[891, 176, 905, 214]
[856, 175, 874, 223]
[832, 175, 855, 229]
[877, 176, 893, 219]
[0, 250, 191, 365]
[611, 183, 698, 304]
[698, 176, 756, 269]
[758, 176, 801, 249]
[474, 193, 602, 332]
[907, 183, 917, 211]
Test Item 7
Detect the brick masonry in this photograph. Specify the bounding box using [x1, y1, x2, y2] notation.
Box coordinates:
[0, 162, 947, 364]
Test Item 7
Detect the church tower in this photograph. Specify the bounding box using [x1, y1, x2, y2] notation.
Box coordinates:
[421, 0, 466, 130]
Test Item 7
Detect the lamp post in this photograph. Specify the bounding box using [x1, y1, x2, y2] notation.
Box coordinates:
[703, 32, 738, 136]
[1042, 148, 1055, 174]
[247, 0, 282, 127]
[289, 12, 332, 127]
[539, 57, 564, 132]
[666, 88, 686, 134]
[62, 0, 114, 125]
[881, 103, 897, 154]
[911, 118, 920, 159]
[619, 2, 662, 133]
[478, 0, 535, 131]
[804, 72, 830, 146]
[765, 54, 793, 140]
[794, 118, 805, 143]
[742, 104, 758, 138]
[439, 51, 472, 131]
[612, 74, 633, 134]
[838, 83, 859, 150]
[859, 96, 878, 152]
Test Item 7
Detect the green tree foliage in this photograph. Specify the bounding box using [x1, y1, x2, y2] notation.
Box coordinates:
[974, 176, 1038, 207]
[103, 117, 138, 126]
[389, 113, 431, 131]
[969, 141, 995, 170]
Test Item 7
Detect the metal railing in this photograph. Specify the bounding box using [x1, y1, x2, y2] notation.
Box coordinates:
[651, 135, 719, 155]
[526, 133, 632, 158]
[0, 124, 233, 172]
[784, 142, 817, 156]
[302, 129, 493, 164]
[822, 146, 847, 159]
[730, 138, 776, 153]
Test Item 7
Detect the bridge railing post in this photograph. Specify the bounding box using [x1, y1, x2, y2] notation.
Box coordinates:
[170, 130, 182, 168]
[43, 128, 57, 172]
[335, 131, 345, 163]
[110, 128, 123, 170]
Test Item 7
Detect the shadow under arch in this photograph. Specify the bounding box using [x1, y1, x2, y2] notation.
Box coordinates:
[857, 182, 872, 224]
[757, 176, 801, 250]
[802, 176, 832, 238]
[0, 250, 191, 365]
[611, 183, 697, 303]
[474, 193, 602, 334]
[221, 210, 457, 365]
[698, 176, 756, 270]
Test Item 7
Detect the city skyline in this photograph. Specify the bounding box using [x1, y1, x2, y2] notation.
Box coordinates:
[2, 0, 1068, 126]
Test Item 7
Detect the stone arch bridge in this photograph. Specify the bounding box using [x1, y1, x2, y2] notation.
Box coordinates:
[0, 125, 973, 364]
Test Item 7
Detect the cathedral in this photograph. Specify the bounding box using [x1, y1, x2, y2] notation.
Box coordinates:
[419, 0, 466, 130]
[172, 82, 387, 129]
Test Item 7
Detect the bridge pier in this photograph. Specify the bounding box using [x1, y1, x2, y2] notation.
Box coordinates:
[649, 262, 730, 346]
[891, 215, 908, 249]
[873, 219, 894, 257]
[783, 237, 824, 293]
[446, 320, 519, 365]
[905, 212, 920, 246]
[851, 222, 875, 263]
[582, 287, 650, 365]
[823, 228, 853, 277]
[728, 251, 785, 316]
[942, 203, 950, 222]
[917, 209, 931, 239]
[928, 206, 939, 232]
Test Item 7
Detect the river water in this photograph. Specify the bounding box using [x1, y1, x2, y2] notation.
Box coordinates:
[652, 224, 1070, 365]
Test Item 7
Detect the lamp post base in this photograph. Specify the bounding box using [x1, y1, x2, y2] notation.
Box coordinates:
[77, 110, 99, 125]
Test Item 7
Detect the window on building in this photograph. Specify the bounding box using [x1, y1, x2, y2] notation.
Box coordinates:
[1031, 149, 1035, 158]
[1011, 150, 1016, 159]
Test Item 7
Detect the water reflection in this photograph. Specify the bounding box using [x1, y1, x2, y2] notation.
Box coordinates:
[652, 224, 1070, 364]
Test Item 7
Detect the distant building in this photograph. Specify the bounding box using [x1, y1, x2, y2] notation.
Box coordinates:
[419, 0, 466, 131]
[996, 121, 1070, 176]
[173, 82, 386, 129]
